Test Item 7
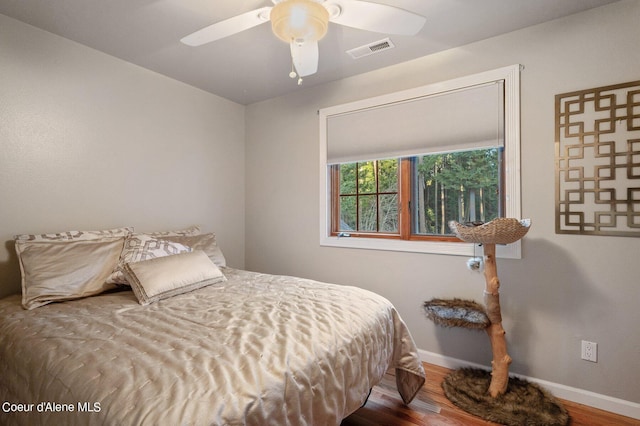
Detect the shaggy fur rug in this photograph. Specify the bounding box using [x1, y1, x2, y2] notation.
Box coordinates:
[442, 368, 569, 425]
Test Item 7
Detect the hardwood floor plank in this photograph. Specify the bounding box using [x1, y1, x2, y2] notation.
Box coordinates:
[342, 362, 638, 425]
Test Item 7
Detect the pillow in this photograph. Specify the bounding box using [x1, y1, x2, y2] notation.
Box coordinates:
[123, 250, 226, 305]
[143, 225, 200, 238]
[161, 233, 226, 267]
[14, 226, 133, 242]
[107, 234, 192, 285]
[15, 237, 126, 310]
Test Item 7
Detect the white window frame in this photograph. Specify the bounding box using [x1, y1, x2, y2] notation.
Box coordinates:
[319, 64, 523, 258]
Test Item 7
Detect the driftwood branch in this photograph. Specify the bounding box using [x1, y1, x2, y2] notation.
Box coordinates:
[482, 243, 511, 397]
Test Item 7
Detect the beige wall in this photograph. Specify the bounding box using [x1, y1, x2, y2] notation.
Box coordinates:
[0, 14, 246, 297]
[246, 0, 640, 405]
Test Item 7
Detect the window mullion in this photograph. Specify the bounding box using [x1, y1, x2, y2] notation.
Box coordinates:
[375, 161, 380, 232]
[330, 165, 340, 234]
[355, 162, 360, 232]
[399, 158, 411, 240]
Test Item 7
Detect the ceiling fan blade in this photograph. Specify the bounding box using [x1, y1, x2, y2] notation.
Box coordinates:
[181, 7, 272, 46]
[291, 40, 319, 77]
[327, 0, 426, 36]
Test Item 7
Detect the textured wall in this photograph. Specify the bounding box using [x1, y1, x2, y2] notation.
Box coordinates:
[245, 1, 640, 405]
[0, 15, 246, 297]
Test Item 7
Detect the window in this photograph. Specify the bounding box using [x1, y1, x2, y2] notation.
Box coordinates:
[335, 159, 400, 234]
[332, 148, 502, 240]
[411, 149, 503, 236]
[319, 65, 522, 258]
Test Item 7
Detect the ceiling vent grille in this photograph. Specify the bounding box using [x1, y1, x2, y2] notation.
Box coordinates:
[346, 38, 395, 59]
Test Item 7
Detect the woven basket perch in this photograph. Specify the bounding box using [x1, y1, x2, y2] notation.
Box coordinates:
[449, 218, 531, 244]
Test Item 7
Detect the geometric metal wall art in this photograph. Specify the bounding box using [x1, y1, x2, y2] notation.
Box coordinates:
[555, 80, 640, 237]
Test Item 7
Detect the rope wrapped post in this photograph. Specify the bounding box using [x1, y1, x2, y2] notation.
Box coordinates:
[449, 218, 531, 398]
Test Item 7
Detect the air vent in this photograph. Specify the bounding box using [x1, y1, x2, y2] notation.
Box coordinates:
[346, 38, 395, 59]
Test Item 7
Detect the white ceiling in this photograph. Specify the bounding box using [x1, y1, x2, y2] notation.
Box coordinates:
[0, 0, 619, 105]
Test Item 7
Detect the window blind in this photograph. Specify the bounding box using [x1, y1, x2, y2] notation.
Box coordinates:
[326, 81, 504, 164]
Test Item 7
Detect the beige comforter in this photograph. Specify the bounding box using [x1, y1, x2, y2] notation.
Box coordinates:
[0, 268, 425, 425]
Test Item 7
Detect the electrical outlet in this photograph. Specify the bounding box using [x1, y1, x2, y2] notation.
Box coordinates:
[581, 340, 598, 362]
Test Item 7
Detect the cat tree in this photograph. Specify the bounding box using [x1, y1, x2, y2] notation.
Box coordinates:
[423, 218, 568, 425]
[450, 218, 530, 396]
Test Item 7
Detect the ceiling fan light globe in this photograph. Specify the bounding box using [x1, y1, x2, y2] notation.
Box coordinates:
[271, 0, 329, 43]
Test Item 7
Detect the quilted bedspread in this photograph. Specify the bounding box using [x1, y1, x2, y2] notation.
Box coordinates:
[0, 268, 425, 425]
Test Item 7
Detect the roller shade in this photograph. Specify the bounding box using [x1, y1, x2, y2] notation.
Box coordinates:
[326, 81, 504, 164]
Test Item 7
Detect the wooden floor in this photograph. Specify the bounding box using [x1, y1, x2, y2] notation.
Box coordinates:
[342, 362, 638, 426]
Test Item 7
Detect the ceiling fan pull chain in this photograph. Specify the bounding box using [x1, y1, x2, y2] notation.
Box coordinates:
[289, 55, 297, 79]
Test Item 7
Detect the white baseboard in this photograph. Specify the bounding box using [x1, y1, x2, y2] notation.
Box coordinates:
[419, 349, 640, 421]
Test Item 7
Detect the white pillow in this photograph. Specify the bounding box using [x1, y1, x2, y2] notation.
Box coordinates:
[123, 250, 226, 305]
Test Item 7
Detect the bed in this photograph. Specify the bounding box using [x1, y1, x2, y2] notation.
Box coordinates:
[0, 226, 425, 425]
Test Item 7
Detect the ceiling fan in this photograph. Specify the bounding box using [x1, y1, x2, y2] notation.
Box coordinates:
[181, 0, 426, 82]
